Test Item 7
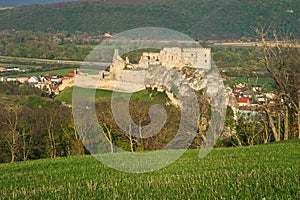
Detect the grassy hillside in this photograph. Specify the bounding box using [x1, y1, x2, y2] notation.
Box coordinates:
[0, 0, 298, 40]
[0, 140, 299, 199]
[8, 67, 74, 78]
[56, 86, 171, 104]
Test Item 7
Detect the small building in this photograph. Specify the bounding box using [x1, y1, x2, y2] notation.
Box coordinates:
[103, 33, 112, 38]
[67, 71, 75, 77]
[237, 98, 249, 107]
[27, 76, 40, 84]
[251, 85, 263, 93]
[238, 106, 260, 120]
[6, 67, 20, 72]
[233, 83, 246, 94]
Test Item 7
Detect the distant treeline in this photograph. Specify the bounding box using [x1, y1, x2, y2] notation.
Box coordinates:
[0, 0, 298, 40]
[0, 30, 94, 60]
[0, 0, 75, 7]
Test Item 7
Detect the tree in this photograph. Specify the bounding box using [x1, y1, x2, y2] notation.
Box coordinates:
[236, 115, 265, 146]
[19, 108, 33, 161]
[255, 26, 300, 140]
[45, 108, 57, 158]
[101, 123, 114, 153]
[0, 104, 23, 162]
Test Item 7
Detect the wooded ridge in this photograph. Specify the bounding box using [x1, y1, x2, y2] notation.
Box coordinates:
[0, 0, 298, 40]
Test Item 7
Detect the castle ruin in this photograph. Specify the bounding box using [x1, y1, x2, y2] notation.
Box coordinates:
[75, 47, 212, 92]
[102, 47, 211, 82]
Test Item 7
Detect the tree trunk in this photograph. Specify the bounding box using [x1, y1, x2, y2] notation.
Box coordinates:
[298, 108, 300, 139]
[128, 123, 134, 153]
[102, 124, 114, 153]
[283, 108, 289, 140]
[267, 111, 280, 141]
[11, 149, 15, 163]
[108, 130, 114, 153]
[21, 129, 28, 161]
[277, 113, 281, 138]
[235, 134, 243, 146]
[52, 132, 56, 158]
[72, 124, 84, 155]
[263, 122, 269, 144]
[139, 123, 144, 151]
[11, 132, 16, 162]
[107, 125, 114, 153]
[298, 99, 300, 139]
[47, 117, 56, 158]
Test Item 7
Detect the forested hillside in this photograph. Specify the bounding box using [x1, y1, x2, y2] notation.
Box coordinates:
[0, 0, 298, 40]
[0, 0, 75, 7]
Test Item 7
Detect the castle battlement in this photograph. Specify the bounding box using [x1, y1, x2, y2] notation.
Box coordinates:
[182, 48, 211, 52]
[102, 47, 211, 82]
[162, 47, 211, 55]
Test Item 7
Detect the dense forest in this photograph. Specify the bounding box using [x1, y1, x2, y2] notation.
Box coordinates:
[0, 0, 75, 7]
[0, 82, 195, 163]
[0, 0, 298, 40]
[0, 30, 94, 60]
[0, 82, 85, 163]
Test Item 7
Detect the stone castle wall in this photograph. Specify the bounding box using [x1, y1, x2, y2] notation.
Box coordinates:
[182, 48, 211, 70]
[139, 47, 211, 70]
[94, 47, 212, 92]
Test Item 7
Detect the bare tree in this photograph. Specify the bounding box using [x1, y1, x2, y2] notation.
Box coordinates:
[20, 126, 32, 161]
[102, 123, 114, 153]
[255, 26, 300, 140]
[0, 104, 23, 162]
[46, 111, 57, 158]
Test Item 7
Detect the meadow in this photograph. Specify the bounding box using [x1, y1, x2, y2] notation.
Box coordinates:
[56, 86, 168, 104]
[0, 140, 299, 199]
[224, 77, 276, 91]
[7, 68, 74, 78]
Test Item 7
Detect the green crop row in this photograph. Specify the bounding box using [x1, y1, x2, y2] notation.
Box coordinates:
[0, 140, 299, 199]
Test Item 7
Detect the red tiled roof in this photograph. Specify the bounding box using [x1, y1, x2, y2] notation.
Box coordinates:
[68, 71, 75, 77]
[237, 98, 249, 103]
[239, 106, 251, 111]
[50, 85, 59, 91]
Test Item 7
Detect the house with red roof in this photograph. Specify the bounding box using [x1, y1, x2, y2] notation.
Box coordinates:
[237, 97, 249, 107]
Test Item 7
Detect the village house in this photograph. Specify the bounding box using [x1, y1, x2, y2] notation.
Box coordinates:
[230, 82, 278, 120]
[0, 70, 76, 96]
[237, 97, 249, 107]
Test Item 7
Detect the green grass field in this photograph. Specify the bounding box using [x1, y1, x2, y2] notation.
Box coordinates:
[0, 140, 299, 199]
[224, 77, 276, 91]
[8, 68, 74, 78]
[56, 87, 168, 104]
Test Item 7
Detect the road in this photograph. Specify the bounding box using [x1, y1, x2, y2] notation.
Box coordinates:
[212, 41, 300, 48]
